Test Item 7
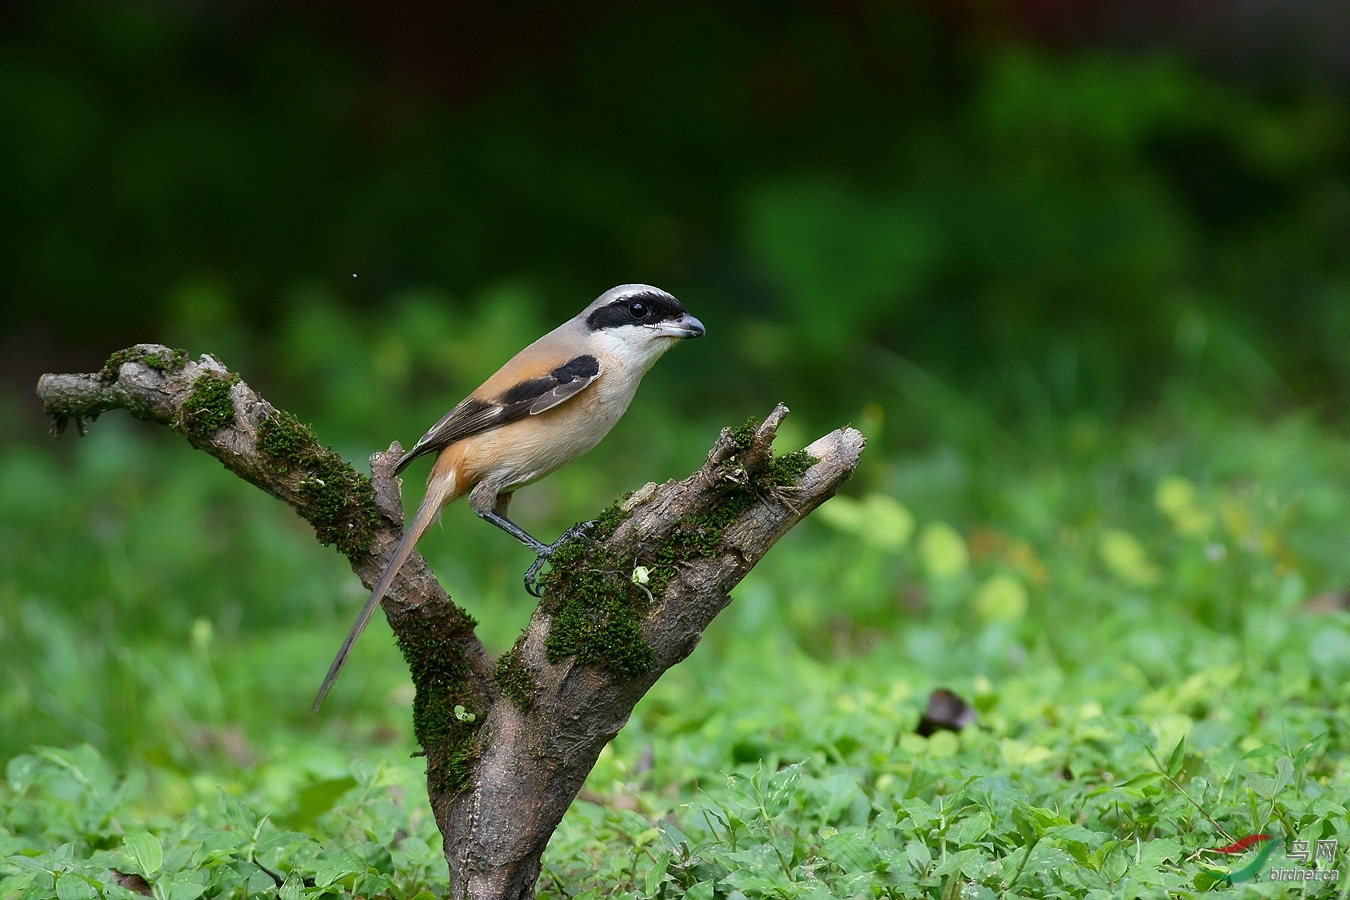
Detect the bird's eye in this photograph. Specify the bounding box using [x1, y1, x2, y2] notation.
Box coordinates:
[629, 300, 649, 319]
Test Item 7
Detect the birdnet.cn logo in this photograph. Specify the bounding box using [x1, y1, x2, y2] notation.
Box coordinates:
[1200, 834, 1340, 885]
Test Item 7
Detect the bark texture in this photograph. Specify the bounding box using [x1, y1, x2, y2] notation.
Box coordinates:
[37, 345, 865, 900]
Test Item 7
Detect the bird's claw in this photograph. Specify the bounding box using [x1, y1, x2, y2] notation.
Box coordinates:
[558, 518, 600, 544]
[523, 520, 600, 597]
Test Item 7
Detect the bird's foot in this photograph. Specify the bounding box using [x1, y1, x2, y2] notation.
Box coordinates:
[524, 520, 599, 597]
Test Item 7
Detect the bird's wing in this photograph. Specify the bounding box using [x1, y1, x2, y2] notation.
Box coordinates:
[394, 354, 601, 474]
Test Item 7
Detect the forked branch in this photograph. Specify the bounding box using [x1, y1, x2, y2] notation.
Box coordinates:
[37, 345, 865, 900]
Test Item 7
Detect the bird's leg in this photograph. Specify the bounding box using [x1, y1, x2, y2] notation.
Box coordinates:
[471, 488, 548, 553]
[469, 484, 597, 596]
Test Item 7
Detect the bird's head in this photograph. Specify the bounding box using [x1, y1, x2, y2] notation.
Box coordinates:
[580, 284, 705, 369]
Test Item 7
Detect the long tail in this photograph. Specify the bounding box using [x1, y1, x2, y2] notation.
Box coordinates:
[312, 470, 455, 711]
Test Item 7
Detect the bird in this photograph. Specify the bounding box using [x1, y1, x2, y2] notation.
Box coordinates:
[313, 284, 704, 710]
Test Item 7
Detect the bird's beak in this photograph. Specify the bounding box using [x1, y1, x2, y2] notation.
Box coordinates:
[653, 313, 706, 339]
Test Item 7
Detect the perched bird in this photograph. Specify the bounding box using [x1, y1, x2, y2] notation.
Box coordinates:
[313, 284, 704, 710]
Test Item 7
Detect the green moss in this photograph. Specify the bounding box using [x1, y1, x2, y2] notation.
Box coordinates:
[392, 603, 480, 796]
[257, 410, 378, 559]
[546, 591, 653, 678]
[591, 496, 634, 536]
[536, 498, 653, 679]
[644, 491, 758, 597]
[728, 417, 760, 451]
[257, 409, 317, 465]
[534, 431, 818, 678]
[493, 645, 536, 715]
[296, 465, 377, 560]
[142, 347, 189, 373]
[179, 371, 240, 438]
[722, 418, 816, 486]
[768, 448, 817, 485]
[98, 346, 189, 382]
[99, 350, 137, 382]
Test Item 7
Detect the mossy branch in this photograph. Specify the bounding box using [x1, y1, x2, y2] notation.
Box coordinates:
[37, 344, 865, 900]
[36, 345, 491, 682]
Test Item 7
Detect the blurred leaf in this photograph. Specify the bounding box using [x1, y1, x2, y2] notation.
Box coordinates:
[816, 494, 914, 550]
[974, 573, 1028, 623]
[1155, 477, 1212, 536]
[920, 522, 969, 579]
[1154, 477, 1196, 518]
[1098, 529, 1159, 586]
[1309, 627, 1350, 685]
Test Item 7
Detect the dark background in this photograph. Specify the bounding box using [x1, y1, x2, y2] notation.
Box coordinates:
[3, 0, 1350, 761]
[4, 0, 1350, 441]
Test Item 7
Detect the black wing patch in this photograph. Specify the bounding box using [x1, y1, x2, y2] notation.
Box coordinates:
[498, 354, 600, 411]
[394, 355, 601, 474]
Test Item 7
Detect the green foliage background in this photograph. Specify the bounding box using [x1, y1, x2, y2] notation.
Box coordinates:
[2, 3, 1349, 897]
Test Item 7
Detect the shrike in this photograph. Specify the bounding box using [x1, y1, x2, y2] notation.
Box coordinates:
[314, 284, 704, 709]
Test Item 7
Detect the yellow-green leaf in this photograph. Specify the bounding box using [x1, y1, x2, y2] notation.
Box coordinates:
[921, 522, 969, 578]
[1098, 529, 1158, 586]
[975, 573, 1028, 622]
[817, 493, 915, 549]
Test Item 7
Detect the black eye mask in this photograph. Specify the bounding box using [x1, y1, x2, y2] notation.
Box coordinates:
[586, 291, 686, 331]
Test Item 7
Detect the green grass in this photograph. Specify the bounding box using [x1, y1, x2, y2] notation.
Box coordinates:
[3, 398, 1349, 898]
